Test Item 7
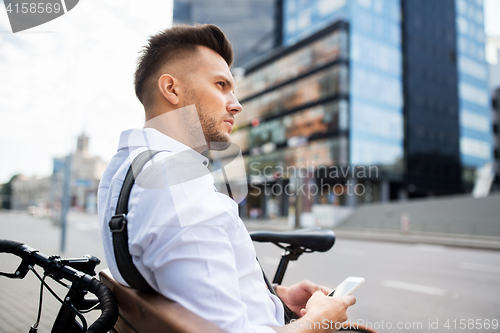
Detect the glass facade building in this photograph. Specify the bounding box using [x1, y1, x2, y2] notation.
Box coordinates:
[347, 0, 403, 174]
[402, 0, 463, 195]
[281, 0, 405, 178]
[236, 24, 350, 155]
[493, 88, 500, 189]
[283, 0, 349, 46]
[402, 0, 492, 195]
[455, 0, 492, 176]
[172, 0, 276, 66]
[233, 23, 354, 216]
[231, 0, 492, 215]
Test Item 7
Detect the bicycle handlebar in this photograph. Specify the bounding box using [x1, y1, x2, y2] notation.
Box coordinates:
[0, 239, 24, 256]
[0, 239, 118, 333]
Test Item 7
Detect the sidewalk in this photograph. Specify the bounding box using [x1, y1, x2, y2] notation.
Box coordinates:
[333, 228, 500, 251]
[0, 212, 102, 333]
[243, 217, 291, 232]
[242, 217, 500, 251]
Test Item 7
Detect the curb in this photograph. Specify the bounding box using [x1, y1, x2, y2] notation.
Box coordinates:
[333, 228, 500, 251]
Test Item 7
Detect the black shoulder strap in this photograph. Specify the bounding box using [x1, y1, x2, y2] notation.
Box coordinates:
[109, 149, 299, 322]
[256, 258, 298, 324]
[108, 149, 161, 292]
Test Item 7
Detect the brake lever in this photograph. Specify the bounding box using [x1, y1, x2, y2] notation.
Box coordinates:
[0, 257, 31, 279]
[0, 245, 38, 279]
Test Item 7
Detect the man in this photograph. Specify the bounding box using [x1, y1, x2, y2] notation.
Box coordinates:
[98, 24, 355, 333]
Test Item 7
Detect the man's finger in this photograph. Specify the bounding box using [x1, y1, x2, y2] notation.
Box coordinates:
[344, 295, 356, 306]
[320, 285, 332, 295]
[299, 280, 320, 293]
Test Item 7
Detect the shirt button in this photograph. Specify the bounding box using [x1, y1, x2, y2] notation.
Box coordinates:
[203, 161, 207, 165]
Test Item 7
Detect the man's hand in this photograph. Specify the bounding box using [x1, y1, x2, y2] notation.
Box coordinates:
[272, 291, 356, 333]
[303, 291, 355, 324]
[275, 280, 331, 317]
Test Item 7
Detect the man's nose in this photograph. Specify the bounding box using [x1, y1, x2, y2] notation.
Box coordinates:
[227, 94, 242, 115]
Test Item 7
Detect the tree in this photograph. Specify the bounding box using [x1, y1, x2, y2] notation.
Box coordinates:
[1, 174, 20, 210]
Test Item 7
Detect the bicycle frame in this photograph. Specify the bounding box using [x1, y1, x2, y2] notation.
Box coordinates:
[50, 256, 102, 333]
[271, 243, 309, 285]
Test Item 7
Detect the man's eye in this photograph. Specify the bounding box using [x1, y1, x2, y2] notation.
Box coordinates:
[217, 81, 225, 87]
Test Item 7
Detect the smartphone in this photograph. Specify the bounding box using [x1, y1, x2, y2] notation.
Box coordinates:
[328, 276, 365, 297]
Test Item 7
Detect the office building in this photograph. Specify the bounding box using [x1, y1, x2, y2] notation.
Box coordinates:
[453, 0, 492, 188]
[487, 36, 500, 91]
[10, 175, 51, 211]
[232, 0, 492, 217]
[172, 0, 277, 66]
[51, 134, 107, 214]
[487, 37, 500, 191]
[492, 88, 500, 190]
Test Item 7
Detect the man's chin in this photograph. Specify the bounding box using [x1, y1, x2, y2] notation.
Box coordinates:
[208, 141, 232, 151]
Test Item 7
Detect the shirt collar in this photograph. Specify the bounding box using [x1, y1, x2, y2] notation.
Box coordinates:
[117, 128, 209, 167]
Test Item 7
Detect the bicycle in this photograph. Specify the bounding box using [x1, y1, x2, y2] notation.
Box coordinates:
[0, 239, 118, 333]
[1, 227, 377, 333]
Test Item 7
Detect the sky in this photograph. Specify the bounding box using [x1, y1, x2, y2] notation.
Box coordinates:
[484, 0, 500, 36]
[0, 0, 499, 183]
[0, 0, 173, 183]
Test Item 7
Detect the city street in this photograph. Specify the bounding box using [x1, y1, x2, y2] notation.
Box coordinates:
[1, 212, 500, 332]
[1, 0, 499, 333]
[256, 236, 500, 332]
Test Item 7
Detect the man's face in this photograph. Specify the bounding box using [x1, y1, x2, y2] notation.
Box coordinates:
[181, 46, 242, 150]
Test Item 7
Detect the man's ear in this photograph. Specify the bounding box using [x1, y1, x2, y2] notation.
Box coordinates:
[158, 74, 180, 105]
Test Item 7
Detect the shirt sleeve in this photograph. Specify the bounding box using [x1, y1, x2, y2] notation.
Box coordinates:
[126, 152, 279, 333]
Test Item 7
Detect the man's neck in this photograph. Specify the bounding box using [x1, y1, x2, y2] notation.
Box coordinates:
[144, 105, 208, 153]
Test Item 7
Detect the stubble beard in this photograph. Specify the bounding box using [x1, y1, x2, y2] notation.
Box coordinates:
[184, 90, 231, 151]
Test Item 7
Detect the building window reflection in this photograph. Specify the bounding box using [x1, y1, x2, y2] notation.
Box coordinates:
[237, 29, 348, 100]
[237, 64, 348, 125]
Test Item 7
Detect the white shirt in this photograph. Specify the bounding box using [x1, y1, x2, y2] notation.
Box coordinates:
[98, 128, 284, 333]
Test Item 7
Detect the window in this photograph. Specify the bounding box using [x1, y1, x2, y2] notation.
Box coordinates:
[459, 82, 489, 107]
[460, 110, 490, 133]
[460, 137, 491, 159]
[457, 0, 466, 15]
[237, 30, 348, 100]
[356, 0, 372, 9]
[318, 0, 346, 15]
[240, 65, 348, 125]
[458, 56, 487, 80]
[457, 16, 468, 34]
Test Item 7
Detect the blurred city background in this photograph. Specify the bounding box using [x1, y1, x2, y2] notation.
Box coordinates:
[1, 0, 500, 332]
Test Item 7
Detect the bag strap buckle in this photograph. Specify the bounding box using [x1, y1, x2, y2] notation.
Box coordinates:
[109, 214, 127, 233]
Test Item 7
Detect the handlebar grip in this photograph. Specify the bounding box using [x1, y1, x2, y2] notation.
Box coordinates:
[85, 278, 118, 333]
[0, 239, 25, 256]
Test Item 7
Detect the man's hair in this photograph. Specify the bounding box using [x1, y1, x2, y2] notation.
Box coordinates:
[134, 24, 233, 107]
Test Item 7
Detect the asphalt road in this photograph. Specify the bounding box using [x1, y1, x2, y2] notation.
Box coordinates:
[1, 212, 499, 333]
[256, 237, 500, 332]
